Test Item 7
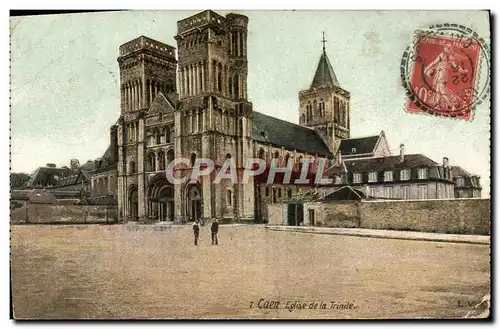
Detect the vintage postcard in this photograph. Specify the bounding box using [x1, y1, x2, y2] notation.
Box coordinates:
[10, 10, 491, 320]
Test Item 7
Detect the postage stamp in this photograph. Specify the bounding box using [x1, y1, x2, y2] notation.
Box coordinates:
[400, 24, 490, 120]
[9, 10, 491, 321]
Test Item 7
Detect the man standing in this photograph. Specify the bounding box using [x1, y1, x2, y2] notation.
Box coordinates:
[193, 220, 200, 246]
[211, 218, 219, 245]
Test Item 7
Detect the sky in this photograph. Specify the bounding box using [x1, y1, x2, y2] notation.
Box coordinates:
[10, 10, 490, 197]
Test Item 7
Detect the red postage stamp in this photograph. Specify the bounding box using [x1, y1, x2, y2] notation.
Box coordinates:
[406, 34, 481, 120]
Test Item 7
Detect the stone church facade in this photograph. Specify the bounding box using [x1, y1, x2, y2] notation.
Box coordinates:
[110, 10, 351, 223]
[87, 10, 480, 224]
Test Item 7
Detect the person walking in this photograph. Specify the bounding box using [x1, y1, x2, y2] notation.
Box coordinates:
[193, 220, 200, 246]
[211, 218, 219, 245]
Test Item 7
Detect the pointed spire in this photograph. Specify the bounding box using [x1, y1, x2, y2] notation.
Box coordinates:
[321, 31, 327, 52]
[310, 32, 340, 89]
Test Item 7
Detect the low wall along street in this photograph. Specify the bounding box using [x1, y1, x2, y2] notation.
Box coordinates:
[11, 204, 118, 224]
[303, 198, 490, 235]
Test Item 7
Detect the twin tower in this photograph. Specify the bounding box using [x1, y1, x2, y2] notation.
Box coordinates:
[117, 10, 250, 113]
[114, 10, 351, 222]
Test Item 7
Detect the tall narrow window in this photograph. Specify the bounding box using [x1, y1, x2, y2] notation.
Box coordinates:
[401, 185, 410, 199]
[418, 185, 428, 199]
[190, 153, 197, 166]
[227, 189, 232, 206]
[259, 148, 266, 160]
[147, 153, 156, 172]
[418, 168, 428, 180]
[167, 149, 175, 164]
[158, 150, 165, 171]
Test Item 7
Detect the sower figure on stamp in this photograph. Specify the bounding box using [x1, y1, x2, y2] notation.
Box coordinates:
[423, 43, 468, 111]
[193, 220, 200, 246]
[211, 218, 219, 245]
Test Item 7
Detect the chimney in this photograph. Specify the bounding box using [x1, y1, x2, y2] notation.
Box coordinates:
[399, 144, 405, 163]
[443, 157, 449, 168]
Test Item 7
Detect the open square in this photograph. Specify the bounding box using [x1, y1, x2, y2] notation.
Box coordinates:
[10, 224, 490, 319]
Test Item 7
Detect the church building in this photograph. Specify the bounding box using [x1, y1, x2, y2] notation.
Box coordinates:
[87, 10, 481, 224]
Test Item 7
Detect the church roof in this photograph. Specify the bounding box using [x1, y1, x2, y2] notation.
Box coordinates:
[310, 50, 340, 89]
[339, 135, 380, 156]
[252, 111, 331, 156]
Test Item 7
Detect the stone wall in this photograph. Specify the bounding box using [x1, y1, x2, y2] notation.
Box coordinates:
[303, 198, 490, 235]
[267, 204, 285, 225]
[11, 204, 118, 224]
[360, 199, 490, 235]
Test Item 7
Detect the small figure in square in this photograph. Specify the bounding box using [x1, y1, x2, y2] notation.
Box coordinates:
[211, 218, 219, 245]
[193, 220, 200, 246]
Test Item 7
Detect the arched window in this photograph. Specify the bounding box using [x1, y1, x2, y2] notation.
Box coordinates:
[156, 129, 161, 145]
[217, 63, 223, 92]
[158, 150, 165, 171]
[167, 149, 175, 164]
[227, 189, 232, 206]
[165, 127, 170, 143]
[258, 148, 266, 160]
[265, 186, 270, 197]
[228, 76, 233, 98]
[147, 153, 156, 172]
[298, 156, 303, 171]
[278, 188, 282, 198]
[273, 151, 279, 159]
[285, 153, 290, 166]
[287, 189, 292, 199]
[190, 153, 197, 166]
[233, 75, 239, 99]
[226, 153, 232, 159]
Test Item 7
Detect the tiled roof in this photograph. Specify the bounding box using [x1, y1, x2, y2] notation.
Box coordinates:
[80, 161, 97, 173]
[94, 145, 117, 173]
[343, 154, 450, 182]
[310, 50, 341, 89]
[26, 167, 73, 187]
[451, 165, 481, 189]
[52, 170, 89, 188]
[339, 135, 379, 156]
[451, 165, 472, 178]
[345, 154, 437, 171]
[252, 111, 332, 156]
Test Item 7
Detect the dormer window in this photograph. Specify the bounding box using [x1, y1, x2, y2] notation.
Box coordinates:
[456, 177, 465, 187]
[384, 171, 393, 182]
[400, 169, 411, 181]
[335, 175, 343, 185]
[418, 168, 428, 180]
[368, 172, 377, 183]
[351, 147, 356, 153]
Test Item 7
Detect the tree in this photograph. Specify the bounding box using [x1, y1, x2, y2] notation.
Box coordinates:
[288, 189, 319, 203]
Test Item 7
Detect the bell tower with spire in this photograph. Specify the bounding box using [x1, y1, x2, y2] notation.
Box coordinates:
[299, 32, 351, 153]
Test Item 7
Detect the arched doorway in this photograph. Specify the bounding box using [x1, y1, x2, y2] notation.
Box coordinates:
[186, 184, 202, 223]
[128, 186, 138, 221]
[147, 174, 175, 222]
